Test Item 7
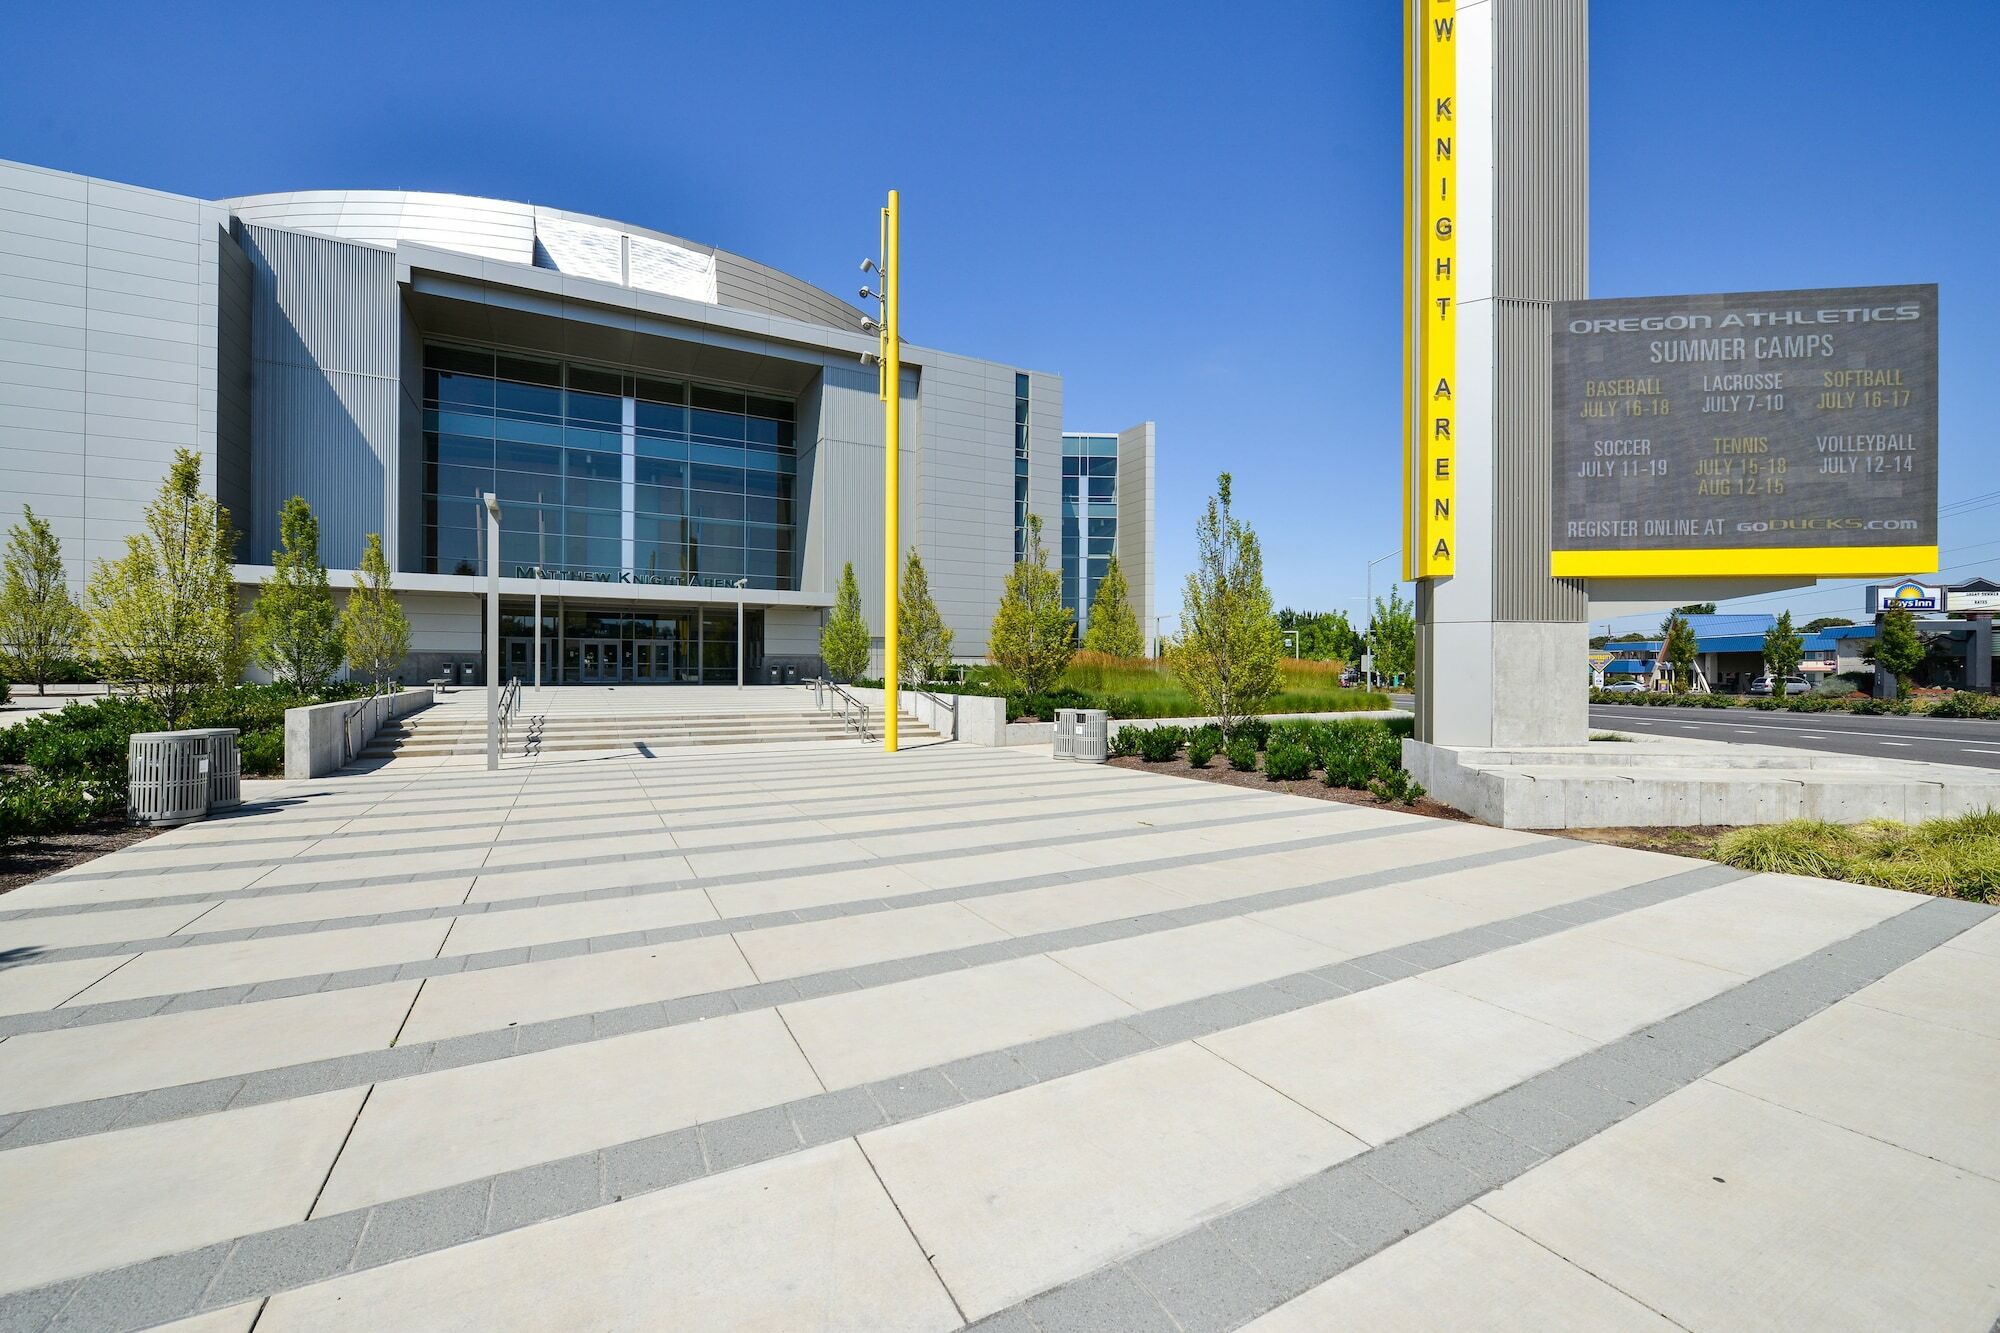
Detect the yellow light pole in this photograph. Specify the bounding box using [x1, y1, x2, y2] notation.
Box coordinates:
[880, 191, 901, 752]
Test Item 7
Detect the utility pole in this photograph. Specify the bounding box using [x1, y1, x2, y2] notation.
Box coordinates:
[870, 191, 902, 751]
[483, 493, 502, 771]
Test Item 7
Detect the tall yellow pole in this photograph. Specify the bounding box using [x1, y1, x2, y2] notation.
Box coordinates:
[883, 191, 901, 752]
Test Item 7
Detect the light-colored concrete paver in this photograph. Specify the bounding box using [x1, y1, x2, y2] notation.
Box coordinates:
[1710, 997, 2000, 1181]
[1483, 1079, 2000, 1331]
[63, 918, 454, 1005]
[0, 981, 420, 1112]
[1243, 1205, 1675, 1332]
[434, 886, 717, 956]
[729, 899, 1011, 982]
[1200, 977, 1597, 1145]
[1050, 914, 1342, 1010]
[190, 877, 475, 932]
[700, 862, 937, 917]
[465, 854, 697, 903]
[261, 1142, 959, 1333]
[398, 933, 756, 1044]
[0, 863, 276, 910]
[957, 875, 1195, 935]
[1423, 929, 1747, 1043]
[781, 954, 1137, 1089]
[3, 899, 217, 952]
[0, 954, 127, 1018]
[1573, 872, 1917, 976]
[1848, 937, 2000, 1040]
[0, 1089, 365, 1295]
[861, 1041, 1366, 1320]
[143, 1303, 262, 1333]
[314, 1007, 822, 1214]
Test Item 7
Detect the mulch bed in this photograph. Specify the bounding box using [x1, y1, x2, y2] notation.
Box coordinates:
[1107, 755, 1475, 822]
[1548, 825, 1730, 858]
[0, 822, 160, 896]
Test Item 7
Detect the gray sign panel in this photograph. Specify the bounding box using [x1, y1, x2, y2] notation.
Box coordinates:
[1551, 284, 1937, 566]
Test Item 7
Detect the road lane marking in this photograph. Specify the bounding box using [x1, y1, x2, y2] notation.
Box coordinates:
[1881, 741, 1911, 747]
[1588, 714, 1996, 745]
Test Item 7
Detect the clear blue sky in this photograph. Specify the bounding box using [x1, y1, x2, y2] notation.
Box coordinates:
[3, 2, 1989, 632]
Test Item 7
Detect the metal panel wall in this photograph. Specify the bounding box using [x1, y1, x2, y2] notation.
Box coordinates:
[916, 351, 1021, 658]
[1116, 421, 1157, 650]
[0, 159, 226, 590]
[1491, 0, 1589, 622]
[214, 226, 253, 549]
[240, 222, 400, 568]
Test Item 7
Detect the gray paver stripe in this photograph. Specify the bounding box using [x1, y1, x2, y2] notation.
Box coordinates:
[0, 791, 1320, 968]
[0, 816, 1438, 1043]
[979, 893, 1996, 1333]
[0, 772, 1096, 894]
[0, 785, 1279, 931]
[0, 862, 1826, 1333]
[0, 835, 1570, 1141]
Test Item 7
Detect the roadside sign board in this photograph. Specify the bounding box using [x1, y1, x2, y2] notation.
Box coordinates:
[1866, 580, 1943, 613]
[1948, 587, 2000, 613]
[1550, 284, 1938, 579]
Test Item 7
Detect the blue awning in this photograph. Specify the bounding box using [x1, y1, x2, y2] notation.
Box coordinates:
[1604, 659, 1652, 673]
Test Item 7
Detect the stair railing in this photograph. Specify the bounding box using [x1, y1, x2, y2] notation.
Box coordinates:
[809, 677, 872, 741]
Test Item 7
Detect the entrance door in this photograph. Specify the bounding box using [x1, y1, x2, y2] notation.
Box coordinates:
[635, 641, 673, 683]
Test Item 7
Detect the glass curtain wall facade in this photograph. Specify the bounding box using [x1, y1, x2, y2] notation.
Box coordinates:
[1061, 433, 1119, 635]
[1012, 372, 1031, 562]
[497, 600, 764, 685]
[421, 344, 798, 590]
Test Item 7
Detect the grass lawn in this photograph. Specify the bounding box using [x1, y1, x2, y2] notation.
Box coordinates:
[1711, 812, 2000, 903]
[1051, 653, 1388, 718]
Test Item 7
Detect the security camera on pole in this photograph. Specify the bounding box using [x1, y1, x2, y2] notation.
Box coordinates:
[860, 192, 902, 752]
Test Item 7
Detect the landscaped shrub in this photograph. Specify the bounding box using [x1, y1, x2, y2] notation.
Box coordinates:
[1929, 691, 2000, 720]
[1235, 717, 1271, 751]
[1109, 726, 1142, 758]
[1225, 734, 1258, 771]
[1366, 768, 1426, 805]
[1714, 812, 2000, 903]
[238, 728, 286, 777]
[1311, 718, 1408, 791]
[1263, 735, 1314, 781]
[0, 675, 10, 705]
[1136, 725, 1184, 763]
[0, 771, 93, 853]
[1781, 694, 1838, 712]
[1185, 726, 1221, 769]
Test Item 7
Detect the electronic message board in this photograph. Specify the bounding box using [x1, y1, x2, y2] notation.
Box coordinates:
[1550, 284, 1937, 578]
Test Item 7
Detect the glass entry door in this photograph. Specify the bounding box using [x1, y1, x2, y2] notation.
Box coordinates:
[578, 639, 625, 682]
[634, 641, 674, 683]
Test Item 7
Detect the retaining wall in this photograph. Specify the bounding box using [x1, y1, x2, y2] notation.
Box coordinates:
[284, 688, 433, 779]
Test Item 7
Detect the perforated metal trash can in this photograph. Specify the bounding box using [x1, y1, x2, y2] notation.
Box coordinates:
[186, 728, 241, 811]
[128, 731, 212, 826]
[1052, 708, 1079, 760]
[1072, 709, 1110, 763]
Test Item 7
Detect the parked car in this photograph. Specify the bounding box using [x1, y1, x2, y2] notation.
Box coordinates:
[1339, 668, 1364, 688]
[1747, 675, 1810, 697]
[1601, 679, 1646, 694]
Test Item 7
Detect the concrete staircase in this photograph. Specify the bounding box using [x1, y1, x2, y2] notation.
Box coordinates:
[360, 701, 941, 760]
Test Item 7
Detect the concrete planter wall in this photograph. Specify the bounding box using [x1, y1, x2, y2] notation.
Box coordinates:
[837, 686, 1010, 745]
[284, 688, 433, 779]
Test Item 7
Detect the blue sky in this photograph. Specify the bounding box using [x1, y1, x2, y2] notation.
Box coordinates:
[3, 2, 1988, 632]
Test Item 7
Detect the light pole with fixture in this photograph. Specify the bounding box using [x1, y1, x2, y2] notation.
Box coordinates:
[1364, 548, 1398, 689]
[483, 492, 502, 771]
[861, 192, 900, 750]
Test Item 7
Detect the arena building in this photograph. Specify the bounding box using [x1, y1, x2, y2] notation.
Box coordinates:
[0, 158, 1155, 683]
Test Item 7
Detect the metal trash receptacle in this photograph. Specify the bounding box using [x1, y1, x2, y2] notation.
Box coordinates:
[1073, 709, 1110, 763]
[128, 731, 212, 826]
[767, 664, 782, 684]
[186, 728, 242, 811]
[783, 665, 798, 685]
[1052, 708, 1078, 760]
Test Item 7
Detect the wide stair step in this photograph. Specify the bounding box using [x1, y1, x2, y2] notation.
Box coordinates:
[359, 709, 941, 759]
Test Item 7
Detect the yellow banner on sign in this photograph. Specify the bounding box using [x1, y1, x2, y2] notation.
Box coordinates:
[1404, 0, 1455, 580]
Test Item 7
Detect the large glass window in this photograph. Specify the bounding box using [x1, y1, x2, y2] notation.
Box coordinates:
[1060, 434, 1118, 635]
[421, 343, 797, 590]
[1013, 373, 1031, 563]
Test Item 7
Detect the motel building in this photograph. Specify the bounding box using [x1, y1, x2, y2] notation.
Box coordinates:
[0, 158, 1155, 685]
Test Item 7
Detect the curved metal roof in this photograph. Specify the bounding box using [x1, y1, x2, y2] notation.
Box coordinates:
[219, 190, 868, 334]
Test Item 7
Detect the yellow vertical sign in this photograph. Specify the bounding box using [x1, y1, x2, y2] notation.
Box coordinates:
[1406, 0, 1455, 578]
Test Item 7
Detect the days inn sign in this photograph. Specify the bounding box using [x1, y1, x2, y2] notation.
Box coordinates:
[1869, 579, 1941, 612]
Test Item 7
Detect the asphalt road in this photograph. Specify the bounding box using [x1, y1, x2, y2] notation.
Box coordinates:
[1385, 693, 2000, 770]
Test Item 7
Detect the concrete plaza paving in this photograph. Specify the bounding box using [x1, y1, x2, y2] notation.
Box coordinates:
[0, 738, 1993, 1331]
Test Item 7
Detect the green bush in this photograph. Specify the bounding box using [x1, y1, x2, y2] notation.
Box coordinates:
[1367, 769, 1426, 805]
[2, 696, 165, 819]
[1135, 726, 1184, 763]
[239, 728, 286, 776]
[1928, 691, 2000, 720]
[0, 675, 10, 705]
[1225, 734, 1258, 771]
[1782, 694, 1838, 712]
[1263, 735, 1314, 781]
[1185, 725, 1221, 768]
[1235, 718, 1271, 751]
[1109, 726, 1142, 758]
[0, 771, 93, 853]
[1714, 813, 2000, 903]
[1311, 718, 1409, 791]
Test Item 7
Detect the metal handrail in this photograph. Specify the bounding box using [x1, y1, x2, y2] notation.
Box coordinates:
[340, 691, 391, 766]
[497, 676, 523, 750]
[809, 677, 872, 740]
[912, 685, 958, 718]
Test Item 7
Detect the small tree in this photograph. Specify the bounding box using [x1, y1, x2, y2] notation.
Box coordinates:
[897, 548, 954, 684]
[1082, 556, 1143, 658]
[85, 450, 240, 726]
[821, 562, 870, 681]
[0, 506, 85, 694]
[1762, 611, 1804, 697]
[989, 512, 1074, 695]
[340, 533, 411, 694]
[1873, 608, 1925, 700]
[1368, 588, 1416, 687]
[1169, 473, 1283, 736]
[1804, 616, 1854, 633]
[1661, 612, 1699, 693]
[247, 496, 344, 693]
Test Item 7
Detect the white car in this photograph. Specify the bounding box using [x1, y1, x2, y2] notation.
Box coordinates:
[1601, 680, 1646, 694]
[1747, 675, 1810, 697]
